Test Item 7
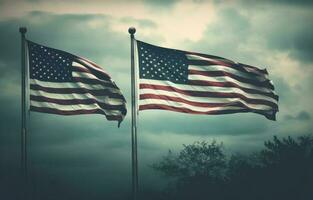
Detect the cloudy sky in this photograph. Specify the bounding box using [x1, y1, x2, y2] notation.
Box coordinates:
[0, 0, 312, 199]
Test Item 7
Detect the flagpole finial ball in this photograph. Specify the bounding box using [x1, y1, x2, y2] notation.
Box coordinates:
[128, 27, 136, 35]
[19, 27, 27, 34]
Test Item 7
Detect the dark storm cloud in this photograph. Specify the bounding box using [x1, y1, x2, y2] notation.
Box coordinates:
[241, 0, 313, 6]
[266, 16, 313, 63]
[228, 0, 313, 64]
[285, 111, 311, 121]
[143, 0, 179, 8]
[0, 11, 128, 78]
[138, 111, 270, 137]
[0, 97, 21, 169]
[0, 22, 21, 64]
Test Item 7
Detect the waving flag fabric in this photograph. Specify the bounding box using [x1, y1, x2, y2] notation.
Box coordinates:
[27, 40, 127, 126]
[136, 40, 278, 120]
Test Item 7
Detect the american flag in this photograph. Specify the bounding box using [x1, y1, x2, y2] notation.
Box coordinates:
[137, 40, 278, 120]
[27, 40, 127, 126]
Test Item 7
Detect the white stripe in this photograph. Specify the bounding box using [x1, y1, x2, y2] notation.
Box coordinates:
[30, 100, 123, 116]
[139, 79, 277, 103]
[139, 88, 274, 110]
[139, 99, 246, 112]
[72, 62, 110, 82]
[74, 58, 108, 75]
[72, 61, 107, 76]
[72, 71, 100, 80]
[30, 79, 117, 91]
[188, 65, 267, 81]
[188, 74, 272, 93]
[186, 54, 225, 62]
[242, 65, 267, 77]
[30, 89, 125, 105]
[72, 61, 87, 69]
[186, 54, 268, 77]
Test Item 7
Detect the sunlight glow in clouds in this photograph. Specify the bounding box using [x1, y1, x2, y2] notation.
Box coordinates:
[0, 0, 216, 46]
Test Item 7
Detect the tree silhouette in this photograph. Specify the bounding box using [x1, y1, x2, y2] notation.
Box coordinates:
[153, 140, 228, 200]
[256, 135, 313, 200]
[152, 135, 313, 200]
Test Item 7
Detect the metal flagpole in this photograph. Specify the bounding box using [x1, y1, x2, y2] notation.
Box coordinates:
[128, 27, 138, 200]
[19, 27, 28, 185]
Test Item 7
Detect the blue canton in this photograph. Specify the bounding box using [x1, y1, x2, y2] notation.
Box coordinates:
[28, 41, 74, 82]
[137, 41, 189, 84]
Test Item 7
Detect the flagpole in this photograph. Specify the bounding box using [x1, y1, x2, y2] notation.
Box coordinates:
[128, 27, 138, 200]
[19, 27, 28, 184]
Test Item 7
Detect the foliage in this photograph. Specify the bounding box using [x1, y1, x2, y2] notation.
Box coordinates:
[153, 141, 227, 180]
[152, 135, 313, 200]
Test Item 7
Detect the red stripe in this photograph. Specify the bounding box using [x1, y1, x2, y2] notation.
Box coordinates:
[72, 61, 111, 81]
[139, 104, 276, 120]
[72, 67, 111, 81]
[183, 50, 234, 65]
[72, 77, 119, 89]
[139, 84, 278, 109]
[238, 63, 268, 75]
[185, 51, 268, 76]
[30, 84, 125, 99]
[187, 80, 278, 100]
[187, 58, 232, 67]
[189, 69, 274, 90]
[141, 94, 223, 107]
[75, 57, 111, 77]
[30, 106, 123, 121]
[187, 59, 268, 77]
[140, 93, 272, 109]
[30, 95, 126, 113]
